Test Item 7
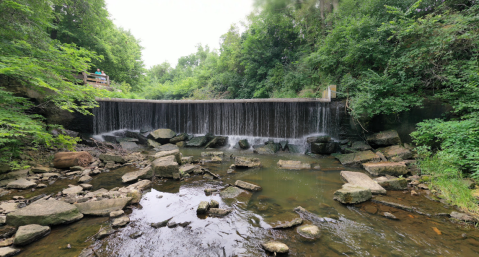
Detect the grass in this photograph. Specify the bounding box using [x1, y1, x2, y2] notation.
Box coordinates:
[418, 153, 479, 216]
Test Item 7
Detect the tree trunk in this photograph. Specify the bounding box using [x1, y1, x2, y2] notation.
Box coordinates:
[53, 152, 93, 169]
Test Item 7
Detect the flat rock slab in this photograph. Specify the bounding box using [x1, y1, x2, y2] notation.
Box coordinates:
[151, 155, 179, 179]
[62, 186, 83, 195]
[277, 160, 311, 170]
[0, 203, 20, 214]
[31, 167, 51, 174]
[201, 152, 224, 157]
[112, 215, 130, 227]
[333, 184, 372, 204]
[75, 197, 132, 216]
[220, 186, 252, 205]
[120, 141, 139, 150]
[179, 164, 199, 175]
[99, 154, 126, 164]
[6, 179, 36, 190]
[7, 199, 83, 226]
[377, 145, 412, 160]
[235, 180, 262, 191]
[335, 151, 380, 166]
[156, 144, 179, 152]
[374, 177, 408, 190]
[149, 149, 181, 162]
[340, 171, 386, 194]
[0, 247, 21, 257]
[363, 162, 408, 176]
[13, 224, 50, 246]
[261, 241, 289, 254]
[234, 157, 261, 168]
[451, 211, 475, 222]
[273, 218, 303, 229]
[367, 130, 401, 147]
[122, 167, 149, 183]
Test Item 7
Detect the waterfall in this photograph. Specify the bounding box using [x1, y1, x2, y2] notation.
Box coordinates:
[93, 100, 343, 139]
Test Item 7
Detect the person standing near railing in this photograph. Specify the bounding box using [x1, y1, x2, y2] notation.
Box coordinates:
[95, 68, 102, 83]
[101, 71, 107, 84]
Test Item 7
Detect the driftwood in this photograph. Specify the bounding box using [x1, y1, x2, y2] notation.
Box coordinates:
[53, 151, 93, 169]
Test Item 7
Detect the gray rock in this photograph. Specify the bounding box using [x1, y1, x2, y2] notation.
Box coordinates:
[156, 143, 179, 152]
[120, 141, 139, 150]
[277, 160, 310, 170]
[204, 188, 217, 195]
[31, 167, 51, 174]
[111, 215, 130, 227]
[181, 156, 193, 164]
[367, 130, 401, 147]
[0, 203, 20, 214]
[340, 171, 386, 194]
[253, 144, 278, 154]
[79, 184, 92, 190]
[110, 210, 124, 218]
[151, 155, 179, 178]
[451, 211, 475, 222]
[287, 144, 302, 154]
[166, 221, 178, 228]
[78, 175, 92, 183]
[0, 247, 21, 257]
[179, 164, 199, 177]
[350, 141, 372, 151]
[335, 151, 380, 166]
[147, 139, 161, 148]
[7, 199, 83, 226]
[6, 179, 36, 190]
[122, 166, 150, 183]
[0, 216, 5, 226]
[95, 226, 116, 239]
[99, 154, 126, 164]
[297, 224, 320, 239]
[200, 152, 224, 157]
[238, 139, 250, 149]
[234, 180, 262, 191]
[204, 136, 228, 148]
[170, 133, 188, 143]
[13, 224, 50, 246]
[377, 145, 413, 160]
[197, 201, 210, 214]
[0, 169, 29, 182]
[75, 198, 131, 216]
[374, 177, 408, 190]
[311, 142, 339, 154]
[209, 200, 219, 208]
[149, 149, 181, 163]
[234, 157, 261, 168]
[261, 241, 289, 254]
[333, 184, 372, 204]
[208, 208, 231, 216]
[148, 129, 176, 144]
[186, 136, 208, 147]
[273, 218, 303, 229]
[62, 186, 83, 195]
[363, 161, 408, 176]
[42, 173, 60, 179]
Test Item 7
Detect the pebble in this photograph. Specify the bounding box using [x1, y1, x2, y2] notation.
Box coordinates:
[411, 190, 418, 196]
[384, 212, 398, 220]
[67, 244, 71, 249]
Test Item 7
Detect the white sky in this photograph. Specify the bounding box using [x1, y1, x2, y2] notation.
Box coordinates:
[105, 0, 254, 68]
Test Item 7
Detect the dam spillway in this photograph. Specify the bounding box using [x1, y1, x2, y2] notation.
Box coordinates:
[92, 98, 343, 139]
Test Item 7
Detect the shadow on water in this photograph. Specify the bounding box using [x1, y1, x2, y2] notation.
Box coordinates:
[13, 148, 479, 257]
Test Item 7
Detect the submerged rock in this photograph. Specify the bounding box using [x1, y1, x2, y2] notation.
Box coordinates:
[277, 160, 311, 170]
[362, 161, 408, 176]
[261, 241, 289, 254]
[200, 152, 224, 157]
[297, 224, 320, 240]
[287, 144, 302, 154]
[95, 226, 116, 240]
[151, 218, 173, 228]
[367, 130, 401, 147]
[148, 129, 176, 144]
[74, 198, 131, 216]
[273, 218, 303, 229]
[340, 171, 386, 194]
[219, 186, 252, 204]
[234, 180, 262, 191]
[13, 224, 50, 246]
[334, 151, 380, 166]
[333, 184, 372, 204]
[253, 144, 278, 154]
[7, 199, 83, 226]
[234, 157, 261, 168]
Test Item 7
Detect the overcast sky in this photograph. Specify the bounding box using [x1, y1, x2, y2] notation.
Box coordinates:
[105, 0, 254, 68]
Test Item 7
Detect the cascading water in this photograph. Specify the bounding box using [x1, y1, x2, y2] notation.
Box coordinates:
[93, 100, 343, 140]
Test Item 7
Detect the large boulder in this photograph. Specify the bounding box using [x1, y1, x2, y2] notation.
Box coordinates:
[147, 139, 161, 149]
[261, 241, 289, 254]
[277, 160, 310, 170]
[333, 184, 372, 204]
[186, 136, 208, 147]
[235, 157, 261, 168]
[367, 130, 401, 147]
[362, 162, 408, 176]
[148, 129, 176, 144]
[13, 224, 50, 246]
[204, 136, 228, 148]
[6, 179, 36, 190]
[340, 171, 386, 194]
[287, 144, 302, 154]
[170, 133, 188, 144]
[307, 136, 331, 143]
[151, 155, 180, 178]
[238, 139, 250, 149]
[334, 151, 380, 166]
[74, 198, 131, 216]
[148, 149, 181, 164]
[377, 145, 413, 160]
[7, 200, 83, 226]
[311, 142, 339, 154]
[235, 180, 262, 191]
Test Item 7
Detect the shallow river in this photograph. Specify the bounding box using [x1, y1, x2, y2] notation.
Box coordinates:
[15, 148, 479, 257]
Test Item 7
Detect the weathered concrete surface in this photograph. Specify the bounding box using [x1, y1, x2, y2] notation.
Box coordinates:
[340, 171, 386, 194]
[335, 151, 380, 166]
[377, 145, 413, 160]
[367, 130, 401, 147]
[277, 160, 310, 170]
[362, 161, 408, 176]
[13, 224, 50, 246]
[74, 198, 131, 216]
[235, 180, 262, 191]
[333, 184, 372, 204]
[7, 200, 83, 226]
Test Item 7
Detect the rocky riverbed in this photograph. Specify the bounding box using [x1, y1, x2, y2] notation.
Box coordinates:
[0, 128, 478, 256]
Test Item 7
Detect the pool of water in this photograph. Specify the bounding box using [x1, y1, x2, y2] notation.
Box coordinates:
[13, 148, 479, 257]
